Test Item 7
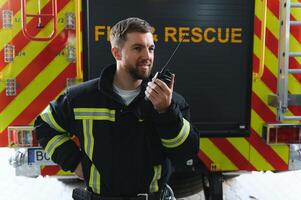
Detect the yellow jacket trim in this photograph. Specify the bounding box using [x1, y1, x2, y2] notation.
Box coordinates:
[89, 164, 101, 194]
[149, 165, 162, 193]
[45, 134, 71, 157]
[40, 105, 66, 132]
[161, 118, 190, 148]
[83, 119, 94, 160]
[74, 108, 115, 121]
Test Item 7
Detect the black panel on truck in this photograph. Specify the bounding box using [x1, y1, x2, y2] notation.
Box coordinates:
[82, 0, 254, 137]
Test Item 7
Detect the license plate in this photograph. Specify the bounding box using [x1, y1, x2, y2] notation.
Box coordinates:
[28, 148, 55, 165]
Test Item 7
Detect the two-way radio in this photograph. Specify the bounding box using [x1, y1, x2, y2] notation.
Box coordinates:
[144, 35, 187, 101]
[152, 34, 187, 85]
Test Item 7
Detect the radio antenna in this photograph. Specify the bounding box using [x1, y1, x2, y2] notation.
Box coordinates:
[160, 34, 187, 73]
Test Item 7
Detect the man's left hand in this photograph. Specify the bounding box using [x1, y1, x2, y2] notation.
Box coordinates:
[145, 74, 175, 113]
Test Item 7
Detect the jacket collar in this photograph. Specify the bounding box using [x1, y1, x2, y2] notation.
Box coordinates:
[97, 64, 151, 103]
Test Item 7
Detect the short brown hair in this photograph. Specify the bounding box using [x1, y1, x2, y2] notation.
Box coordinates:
[110, 17, 152, 48]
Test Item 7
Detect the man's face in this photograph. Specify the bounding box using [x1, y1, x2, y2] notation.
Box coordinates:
[118, 32, 155, 80]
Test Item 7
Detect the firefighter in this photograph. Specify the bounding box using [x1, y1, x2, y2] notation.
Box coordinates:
[34, 17, 199, 200]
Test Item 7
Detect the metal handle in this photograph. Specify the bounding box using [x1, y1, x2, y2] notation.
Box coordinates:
[75, 0, 83, 79]
[21, 0, 58, 41]
[253, 0, 267, 81]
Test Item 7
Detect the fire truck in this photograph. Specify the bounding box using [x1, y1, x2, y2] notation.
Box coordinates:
[0, 0, 301, 199]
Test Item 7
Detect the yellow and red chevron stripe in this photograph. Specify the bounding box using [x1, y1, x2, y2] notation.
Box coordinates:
[0, 0, 77, 147]
[198, 0, 301, 171]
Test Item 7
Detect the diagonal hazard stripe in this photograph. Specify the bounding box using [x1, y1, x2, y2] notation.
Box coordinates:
[0, 0, 42, 49]
[268, 0, 301, 43]
[251, 109, 289, 163]
[253, 15, 301, 117]
[249, 145, 274, 170]
[10, 63, 75, 126]
[0, 0, 70, 71]
[254, 34, 301, 102]
[0, 4, 72, 94]
[251, 110, 263, 134]
[251, 92, 288, 169]
[251, 92, 288, 168]
[0, 0, 20, 31]
[0, 2, 74, 93]
[197, 150, 213, 170]
[201, 138, 237, 171]
[265, 28, 278, 57]
[252, 43, 290, 166]
[248, 128, 288, 170]
[265, 0, 301, 86]
[0, 53, 74, 132]
[0, 130, 7, 147]
[250, 110, 276, 169]
[0, 3, 74, 112]
[261, 58, 301, 117]
[254, 16, 261, 39]
[0, 0, 7, 8]
[252, 52, 299, 122]
[210, 138, 256, 170]
[289, 59, 301, 80]
[250, 91, 289, 167]
[226, 138, 260, 169]
[252, 91, 276, 123]
[268, 0, 301, 44]
[0, 62, 75, 146]
[0, 31, 65, 112]
[0, 1, 71, 106]
[289, 58, 301, 82]
[255, 1, 301, 82]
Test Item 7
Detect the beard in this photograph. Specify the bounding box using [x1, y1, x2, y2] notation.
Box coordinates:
[128, 62, 152, 80]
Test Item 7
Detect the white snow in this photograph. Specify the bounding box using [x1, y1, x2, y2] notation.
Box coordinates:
[2, 147, 301, 200]
[0, 148, 77, 200]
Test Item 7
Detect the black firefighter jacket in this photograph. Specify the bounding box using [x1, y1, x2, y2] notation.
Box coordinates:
[34, 64, 199, 197]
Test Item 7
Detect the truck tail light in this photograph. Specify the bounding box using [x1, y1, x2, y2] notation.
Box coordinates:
[2, 10, 13, 28]
[4, 44, 15, 63]
[263, 124, 301, 144]
[8, 126, 38, 147]
[6, 78, 17, 96]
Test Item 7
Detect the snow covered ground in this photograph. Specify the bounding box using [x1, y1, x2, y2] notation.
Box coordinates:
[2, 147, 301, 200]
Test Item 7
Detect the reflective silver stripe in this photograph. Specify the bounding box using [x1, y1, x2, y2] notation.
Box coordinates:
[83, 119, 94, 160]
[89, 164, 101, 194]
[74, 108, 115, 121]
[45, 134, 70, 157]
[40, 105, 66, 132]
[75, 108, 112, 194]
[82, 120, 100, 193]
[161, 118, 190, 148]
[149, 165, 162, 192]
[75, 112, 113, 118]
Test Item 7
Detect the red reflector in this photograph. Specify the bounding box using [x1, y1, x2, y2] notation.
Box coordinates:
[265, 124, 301, 144]
[8, 126, 38, 147]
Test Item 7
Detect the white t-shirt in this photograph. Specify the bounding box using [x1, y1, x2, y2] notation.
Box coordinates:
[113, 84, 141, 106]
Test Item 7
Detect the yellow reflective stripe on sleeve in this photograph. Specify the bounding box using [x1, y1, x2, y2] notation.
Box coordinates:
[40, 105, 66, 132]
[45, 134, 71, 157]
[74, 108, 115, 121]
[149, 165, 162, 193]
[83, 119, 94, 160]
[161, 118, 190, 148]
[89, 164, 101, 194]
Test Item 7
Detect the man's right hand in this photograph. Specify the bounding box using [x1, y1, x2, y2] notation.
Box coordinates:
[74, 162, 84, 180]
